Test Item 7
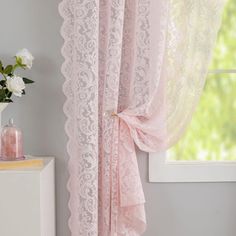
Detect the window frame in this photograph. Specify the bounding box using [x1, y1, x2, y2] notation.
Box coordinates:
[149, 70, 236, 183]
[149, 152, 236, 183]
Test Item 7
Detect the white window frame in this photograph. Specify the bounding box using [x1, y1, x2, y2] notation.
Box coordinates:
[149, 70, 236, 183]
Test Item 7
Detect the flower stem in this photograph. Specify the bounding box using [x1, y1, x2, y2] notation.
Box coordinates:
[12, 64, 19, 73]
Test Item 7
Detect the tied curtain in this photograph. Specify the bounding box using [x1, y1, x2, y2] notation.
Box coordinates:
[59, 0, 226, 235]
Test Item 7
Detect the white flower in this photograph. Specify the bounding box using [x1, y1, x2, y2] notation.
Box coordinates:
[16, 48, 34, 69]
[6, 75, 25, 97]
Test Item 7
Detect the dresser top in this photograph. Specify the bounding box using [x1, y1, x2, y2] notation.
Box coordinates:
[0, 156, 54, 173]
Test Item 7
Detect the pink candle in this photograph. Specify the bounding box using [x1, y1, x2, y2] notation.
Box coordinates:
[1, 119, 24, 161]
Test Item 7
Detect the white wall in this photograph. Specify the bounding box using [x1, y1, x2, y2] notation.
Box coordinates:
[1, 1, 236, 236]
[1, 1, 69, 235]
[138, 151, 236, 236]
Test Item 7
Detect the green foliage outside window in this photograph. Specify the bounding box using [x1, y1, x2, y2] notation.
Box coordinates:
[169, 0, 236, 161]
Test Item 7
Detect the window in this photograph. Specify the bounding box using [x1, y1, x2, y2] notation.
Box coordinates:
[149, 0, 236, 182]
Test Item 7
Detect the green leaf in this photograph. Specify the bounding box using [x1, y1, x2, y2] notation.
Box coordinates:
[4, 65, 13, 75]
[6, 91, 12, 98]
[0, 89, 6, 101]
[0, 61, 2, 73]
[16, 56, 22, 65]
[23, 78, 34, 84]
[15, 57, 27, 69]
[4, 98, 13, 103]
[0, 80, 6, 87]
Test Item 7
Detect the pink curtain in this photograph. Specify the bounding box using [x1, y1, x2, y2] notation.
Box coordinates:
[59, 0, 226, 235]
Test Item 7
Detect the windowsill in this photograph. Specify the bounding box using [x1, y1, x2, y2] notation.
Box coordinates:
[149, 152, 236, 183]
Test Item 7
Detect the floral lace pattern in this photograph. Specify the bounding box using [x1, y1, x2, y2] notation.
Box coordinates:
[164, 0, 227, 147]
[59, 0, 226, 235]
[59, 0, 99, 235]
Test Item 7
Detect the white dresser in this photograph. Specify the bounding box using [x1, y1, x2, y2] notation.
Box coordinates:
[0, 157, 55, 236]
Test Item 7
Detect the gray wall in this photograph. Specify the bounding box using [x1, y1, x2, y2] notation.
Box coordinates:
[1, 1, 236, 236]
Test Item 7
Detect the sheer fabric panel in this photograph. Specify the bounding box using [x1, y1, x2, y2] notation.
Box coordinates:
[59, 0, 226, 235]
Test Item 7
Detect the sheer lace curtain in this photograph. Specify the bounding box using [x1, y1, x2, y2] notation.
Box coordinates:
[59, 0, 226, 235]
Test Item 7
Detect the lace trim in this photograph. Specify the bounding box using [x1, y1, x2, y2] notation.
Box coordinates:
[59, 0, 99, 235]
